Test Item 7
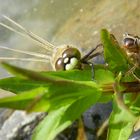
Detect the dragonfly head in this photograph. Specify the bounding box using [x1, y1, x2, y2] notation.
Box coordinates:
[123, 33, 139, 54]
[51, 45, 81, 71]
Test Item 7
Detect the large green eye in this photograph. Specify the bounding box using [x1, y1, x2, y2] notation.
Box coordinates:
[62, 48, 81, 60]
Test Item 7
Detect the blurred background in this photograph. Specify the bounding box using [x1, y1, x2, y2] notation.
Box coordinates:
[0, 0, 140, 139]
[0, 0, 140, 74]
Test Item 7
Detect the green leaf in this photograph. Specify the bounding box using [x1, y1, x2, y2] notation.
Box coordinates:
[0, 77, 102, 112]
[32, 105, 71, 140]
[42, 69, 92, 81]
[28, 80, 102, 112]
[1, 62, 60, 83]
[130, 95, 140, 114]
[33, 91, 101, 140]
[2, 60, 116, 83]
[107, 121, 134, 140]
[0, 87, 48, 110]
[0, 62, 115, 112]
[101, 29, 128, 73]
[0, 77, 49, 94]
[94, 68, 114, 84]
[42, 65, 115, 85]
[107, 99, 137, 140]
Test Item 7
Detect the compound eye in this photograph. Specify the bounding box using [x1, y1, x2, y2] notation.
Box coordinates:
[62, 48, 81, 59]
[55, 57, 65, 70]
[123, 38, 135, 48]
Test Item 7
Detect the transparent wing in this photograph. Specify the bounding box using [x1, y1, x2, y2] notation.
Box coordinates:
[0, 45, 52, 71]
[0, 16, 55, 70]
[0, 46, 51, 63]
[0, 15, 55, 52]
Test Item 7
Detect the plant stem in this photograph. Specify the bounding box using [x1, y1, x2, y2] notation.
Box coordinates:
[102, 81, 140, 94]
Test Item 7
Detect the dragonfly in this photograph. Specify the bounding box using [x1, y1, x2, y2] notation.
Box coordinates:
[122, 33, 140, 80]
[0, 16, 103, 76]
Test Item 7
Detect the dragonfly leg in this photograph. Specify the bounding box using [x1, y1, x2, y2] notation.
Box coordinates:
[81, 43, 103, 62]
[125, 64, 140, 82]
[89, 62, 94, 80]
[81, 44, 103, 80]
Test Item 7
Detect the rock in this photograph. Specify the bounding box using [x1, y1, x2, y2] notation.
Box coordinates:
[0, 111, 46, 140]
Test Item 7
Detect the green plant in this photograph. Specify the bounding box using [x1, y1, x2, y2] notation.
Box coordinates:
[0, 29, 140, 140]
